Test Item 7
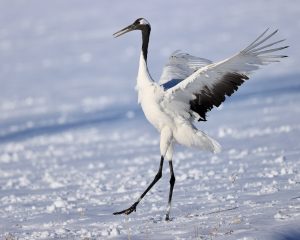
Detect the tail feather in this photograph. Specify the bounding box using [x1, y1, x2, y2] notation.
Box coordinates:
[174, 125, 221, 153]
[205, 134, 221, 153]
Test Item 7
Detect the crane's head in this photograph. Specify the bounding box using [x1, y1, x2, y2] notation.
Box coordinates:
[113, 18, 151, 38]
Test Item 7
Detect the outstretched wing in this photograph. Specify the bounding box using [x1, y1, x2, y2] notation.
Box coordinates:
[163, 29, 288, 121]
[159, 50, 212, 90]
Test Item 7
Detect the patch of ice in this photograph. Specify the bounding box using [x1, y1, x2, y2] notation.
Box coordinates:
[260, 184, 278, 195]
[0, 153, 11, 163]
[0, 152, 19, 163]
[87, 163, 95, 169]
[226, 194, 235, 200]
[177, 173, 188, 182]
[54, 198, 67, 208]
[39, 231, 49, 239]
[46, 204, 56, 213]
[218, 127, 235, 138]
[100, 225, 121, 237]
[280, 168, 287, 175]
[274, 211, 291, 220]
[42, 172, 64, 189]
[18, 175, 31, 187]
[55, 228, 66, 235]
[265, 169, 279, 178]
[274, 155, 286, 164]
[117, 185, 126, 193]
[288, 178, 296, 185]
[110, 226, 121, 236]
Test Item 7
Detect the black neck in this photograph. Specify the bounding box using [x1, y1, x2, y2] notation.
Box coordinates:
[141, 25, 151, 61]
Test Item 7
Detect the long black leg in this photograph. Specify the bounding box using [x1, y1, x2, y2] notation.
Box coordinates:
[113, 156, 164, 215]
[165, 160, 175, 221]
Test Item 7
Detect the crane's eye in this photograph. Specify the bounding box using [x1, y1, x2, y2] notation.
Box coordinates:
[134, 19, 141, 25]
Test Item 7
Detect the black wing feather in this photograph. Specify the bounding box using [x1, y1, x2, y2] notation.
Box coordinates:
[190, 72, 249, 121]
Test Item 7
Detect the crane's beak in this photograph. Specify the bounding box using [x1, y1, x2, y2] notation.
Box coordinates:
[113, 24, 135, 38]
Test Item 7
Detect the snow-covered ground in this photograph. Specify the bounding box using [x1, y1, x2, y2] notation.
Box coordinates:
[0, 1, 300, 239]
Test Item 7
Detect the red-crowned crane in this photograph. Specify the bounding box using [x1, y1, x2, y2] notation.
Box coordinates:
[113, 18, 288, 221]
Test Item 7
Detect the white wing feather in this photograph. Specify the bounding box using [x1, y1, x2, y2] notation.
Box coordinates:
[162, 29, 288, 121]
[159, 50, 212, 85]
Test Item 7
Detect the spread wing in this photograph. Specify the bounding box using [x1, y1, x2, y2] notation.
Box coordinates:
[162, 29, 288, 121]
[159, 50, 212, 90]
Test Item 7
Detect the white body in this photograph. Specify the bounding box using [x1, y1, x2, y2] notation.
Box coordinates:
[136, 53, 221, 161]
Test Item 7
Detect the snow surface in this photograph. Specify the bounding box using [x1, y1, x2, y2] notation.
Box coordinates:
[0, 0, 300, 239]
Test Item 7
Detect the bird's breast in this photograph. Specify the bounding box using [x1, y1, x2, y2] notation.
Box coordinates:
[138, 86, 173, 131]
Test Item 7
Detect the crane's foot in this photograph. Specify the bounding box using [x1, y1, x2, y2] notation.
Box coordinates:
[113, 202, 138, 215]
[165, 214, 173, 221]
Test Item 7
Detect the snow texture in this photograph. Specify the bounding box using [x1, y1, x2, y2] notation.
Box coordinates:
[0, 0, 300, 239]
